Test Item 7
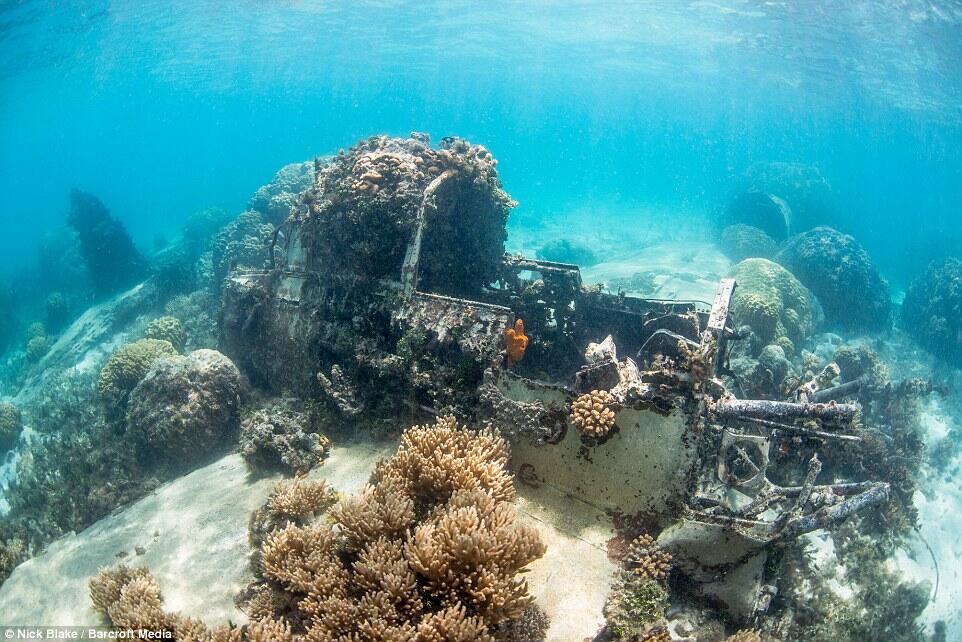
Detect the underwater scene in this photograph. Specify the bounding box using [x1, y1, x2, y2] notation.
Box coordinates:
[1, 1, 962, 641]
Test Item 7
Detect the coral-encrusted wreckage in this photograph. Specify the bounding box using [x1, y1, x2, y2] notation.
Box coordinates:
[218, 134, 893, 636]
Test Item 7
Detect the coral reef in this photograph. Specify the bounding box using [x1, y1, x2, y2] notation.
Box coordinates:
[725, 631, 762, 642]
[296, 133, 513, 294]
[504, 318, 529, 366]
[163, 290, 220, 350]
[777, 227, 891, 331]
[0, 402, 23, 451]
[247, 417, 545, 639]
[66, 189, 147, 297]
[570, 389, 617, 438]
[902, 257, 962, 366]
[143, 315, 187, 351]
[719, 224, 778, 262]
[126, 349, 242, 468]
[0, 537, 26, 586]
[729, 258, 822, 348]
[624, 534, 672, 582]
[240, 400, 331, 475]
[535, 238, 600, 266]
[603, 529, 673, 640]
[98, 338, 179, 412]
[204, 210, 274, 291]
[248, 160, 314, 225]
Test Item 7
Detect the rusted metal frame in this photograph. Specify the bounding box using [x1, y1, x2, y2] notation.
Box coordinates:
[724, 414, 863, 443]
[712, 398, 859, 425]
[401, 169, 457, 295]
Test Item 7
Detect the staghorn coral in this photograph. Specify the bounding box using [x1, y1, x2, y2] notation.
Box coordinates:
[247, 419, 545, 640]
[902, 257, 962, 366]
[0, 402, 23, 451]
[729, 258, 822, 349]
[144, 315, 187, 351]
[267, 478, 337, 522]
[504, 318, 529, 366]
[777, 226, 891, 331]
[570, 389, 617, 438]
[372, 416, 515, 507]
[126, 349, 242, 468]
[240, 400, 331, 475]
[98, 338, 179, 412]
[719, 224, 778, 262]
[624, 534, 672, 582]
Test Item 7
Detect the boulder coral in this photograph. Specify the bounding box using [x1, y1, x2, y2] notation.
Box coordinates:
[902, 258, 962, 366]
[98, 339, 179, 412]
[729, 258, 822, 349]
[143, 316, 187, 351]
[718, 224, 779, 262]
[125, 349, 242, 467]
[0, 402, 23, 451]
[777, 227, 891, 331]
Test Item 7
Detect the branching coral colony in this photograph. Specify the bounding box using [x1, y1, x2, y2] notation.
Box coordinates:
[88, 418, 548, 642]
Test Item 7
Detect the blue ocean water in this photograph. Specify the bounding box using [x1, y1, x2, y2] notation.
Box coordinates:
[1, 2, 962, 639]
[1, 1, 961, 285]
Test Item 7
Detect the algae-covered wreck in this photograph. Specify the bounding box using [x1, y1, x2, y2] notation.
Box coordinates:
[221, 134, 890, 634]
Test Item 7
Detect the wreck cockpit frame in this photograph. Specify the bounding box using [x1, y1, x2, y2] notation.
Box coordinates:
[221, 157, 890, 623]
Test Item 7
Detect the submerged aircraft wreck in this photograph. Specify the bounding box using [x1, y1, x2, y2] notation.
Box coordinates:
[220, 134, 889, 632]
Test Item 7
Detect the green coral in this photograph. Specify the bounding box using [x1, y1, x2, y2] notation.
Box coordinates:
[0, 403, 23, 451]
[0, 537, 27, 586]
[24, 335, 50, 363]
[730, 258, 821, 347]
[604, 573, 669, 639]
[144, 316, 187, 351]
[98, 338, 178, 410]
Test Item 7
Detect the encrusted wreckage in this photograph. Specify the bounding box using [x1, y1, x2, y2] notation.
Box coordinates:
[221, 134, 889, 625]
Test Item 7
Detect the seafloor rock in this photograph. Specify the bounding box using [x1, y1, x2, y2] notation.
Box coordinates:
[240, 400, 331, 475]
[729, 258, 822, 349]
[902, 258, 962, 366]
[247, 160, 314, 225]
[777, 226, 891, 331]
[721, 192, 792, 242]
[0, 402, 23, 451]
[126, 349, 242, 467]
[718, 224, 779, 262]
[67, 189, 148, 297]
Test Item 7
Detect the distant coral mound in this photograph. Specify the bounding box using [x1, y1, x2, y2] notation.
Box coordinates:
[729, 258, 822, 349]
[902, 257, 962, 365]
[777, 226, 891, 331]
[247, 160, 314, 225]
[67, 189, 147, 296]
[719, 224, 779, 262]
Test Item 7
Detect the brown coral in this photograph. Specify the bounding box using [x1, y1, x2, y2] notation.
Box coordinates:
[267, 478, 336, 522]
[624, 533, 672, 582]
[570, 389, 617, 437]
[726, 630, 762, 642]
[373, 416, 514, 507]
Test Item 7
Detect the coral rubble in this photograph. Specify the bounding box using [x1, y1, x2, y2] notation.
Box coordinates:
[902, 257, 962, 366]
[777, 226, 891, 331]
[240, 399, 331, 475]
